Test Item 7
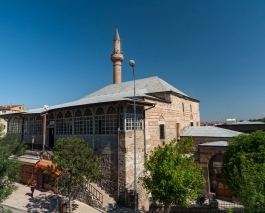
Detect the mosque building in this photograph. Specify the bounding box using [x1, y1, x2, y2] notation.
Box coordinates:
[2, 29, 201, 208]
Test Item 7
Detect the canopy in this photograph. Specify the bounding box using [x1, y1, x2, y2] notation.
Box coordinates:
[35, 159, 61, 176]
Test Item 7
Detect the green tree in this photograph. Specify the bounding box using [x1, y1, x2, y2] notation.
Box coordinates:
[142, 137, 205, 213]
[51, 136, 99, 213]
[222, 131, 265, 213]
[0, 124, 26, 212]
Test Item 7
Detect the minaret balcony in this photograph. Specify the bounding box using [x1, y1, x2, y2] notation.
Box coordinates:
[111, 53, 124, 62]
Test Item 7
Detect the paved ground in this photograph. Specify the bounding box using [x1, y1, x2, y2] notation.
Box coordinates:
[2, 182, 102, 213]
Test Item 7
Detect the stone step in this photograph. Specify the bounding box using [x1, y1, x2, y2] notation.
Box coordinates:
[88, 182, 116, 210]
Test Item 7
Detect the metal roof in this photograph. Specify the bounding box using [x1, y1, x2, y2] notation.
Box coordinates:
[16, 76, 191, 115]
[199, 141, 228, 147]
[180, 126, 242, 137]
[114, 28, 120, 40]
[230, 121, 265, 125]
[82, 76, 188, 99]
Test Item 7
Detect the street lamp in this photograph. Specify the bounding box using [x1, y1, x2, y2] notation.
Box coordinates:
[129, 60, 138, 212]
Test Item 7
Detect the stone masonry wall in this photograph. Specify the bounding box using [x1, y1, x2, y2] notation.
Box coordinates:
[145, 93, 200, 152]
[118, 130, 147, 206]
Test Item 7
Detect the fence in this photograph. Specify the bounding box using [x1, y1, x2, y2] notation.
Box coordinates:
[218, 201, 244, 213]
[148, 199, 244, 213]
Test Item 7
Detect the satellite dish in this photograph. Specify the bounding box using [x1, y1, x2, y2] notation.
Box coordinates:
[44, 105, 50, 110]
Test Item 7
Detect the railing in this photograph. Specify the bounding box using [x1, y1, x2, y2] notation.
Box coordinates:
[96, 176, 115, 198]
[85, 182, 103, 205]
[43, 145, 53, 159]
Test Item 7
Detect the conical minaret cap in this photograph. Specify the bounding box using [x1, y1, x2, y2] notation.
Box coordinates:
[114, 28, 120, 40]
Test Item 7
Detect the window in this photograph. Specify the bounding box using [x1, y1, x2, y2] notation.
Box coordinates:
[182, 103, 184, 112]
[34, 116, 42, 135]
[29, 117, 34, 134]
[159, 124, 165, 139]
[48, 113, 55, 125]
[95, 107, 105, 134]
[24, 117, 28, 135]
[64, 111, 72, 135]
[119, 106, 124, 131]
[84, 109, 93, 134]
[8, 117, 19, 133]
[106, 106, 117, 134]
[56, 112, 63, 135]
[190, 122, 194, 126]
[74, 110, 83, 135]
[125, 106, 143, 130]
[190, 104, 192, 112]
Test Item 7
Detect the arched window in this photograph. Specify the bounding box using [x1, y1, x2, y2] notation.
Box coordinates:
[95, 107, 105, 134]
[24, 117, 28, 135]
[56, 112, 63, 135]
[182, 103, 184, 112]
[119, 106, 124, 131]
[136, 106, 143, 129]
[125, 106, 143, 130]
[49, 113, 54, 120]
[84, 109, 93, 134]
[64, 111, 72, 135]
[106, 106, 117, 134]
[29, 116, 34, 135]
[74, 110, 83, 135]
[8, 117, 19, 133]
[48, 113, 55, 126]
[34, 115, 42, 135]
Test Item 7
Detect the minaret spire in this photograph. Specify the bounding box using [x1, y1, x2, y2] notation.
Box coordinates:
[111, 28, 124, 84]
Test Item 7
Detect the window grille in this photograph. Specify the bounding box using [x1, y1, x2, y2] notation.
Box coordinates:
[64, 111, 72, 135]
[74, 110, 83, 135]
[119, 106, 124, 131]
[106, 106, 117, 134]
[56, 112, 64, 135]
[8, 117, 19, 133]
[95, 107, 105, 134]
[125, 106, 143, 130]
[24, 117, 28, 135]
[34, 116, 42, 135]
[84, 109, 93, 134]
[29, 117, 34, 135]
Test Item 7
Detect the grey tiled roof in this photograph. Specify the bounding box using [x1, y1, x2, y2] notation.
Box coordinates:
[199, 141, 228, 147]
[15, 76, 191, 115]
[82, 76, 188, 99]
[180, 126, 242, 138]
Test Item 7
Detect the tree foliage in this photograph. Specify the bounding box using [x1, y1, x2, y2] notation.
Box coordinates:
[222, 131, 265, 213]
[0, 124, 26, 209]
[142, 137, 205, 213]
[51, 136, 99, 213]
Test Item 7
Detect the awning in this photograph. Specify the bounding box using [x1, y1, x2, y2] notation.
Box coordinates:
[18, 157, 39, 166]
[35, 159, 61, 176]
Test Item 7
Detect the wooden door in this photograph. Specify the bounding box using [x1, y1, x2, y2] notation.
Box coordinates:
[216, 174, 233, 198]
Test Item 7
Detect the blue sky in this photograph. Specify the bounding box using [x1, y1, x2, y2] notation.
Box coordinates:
[1, 0, 265, 121]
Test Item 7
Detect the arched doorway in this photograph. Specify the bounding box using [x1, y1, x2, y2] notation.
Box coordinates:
[209, 153, 232, 199]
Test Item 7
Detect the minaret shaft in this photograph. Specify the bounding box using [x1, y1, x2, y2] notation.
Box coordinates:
[111, 28, 124, 84]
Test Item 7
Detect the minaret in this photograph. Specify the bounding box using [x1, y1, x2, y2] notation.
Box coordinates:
[111, 28, 124, 84]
